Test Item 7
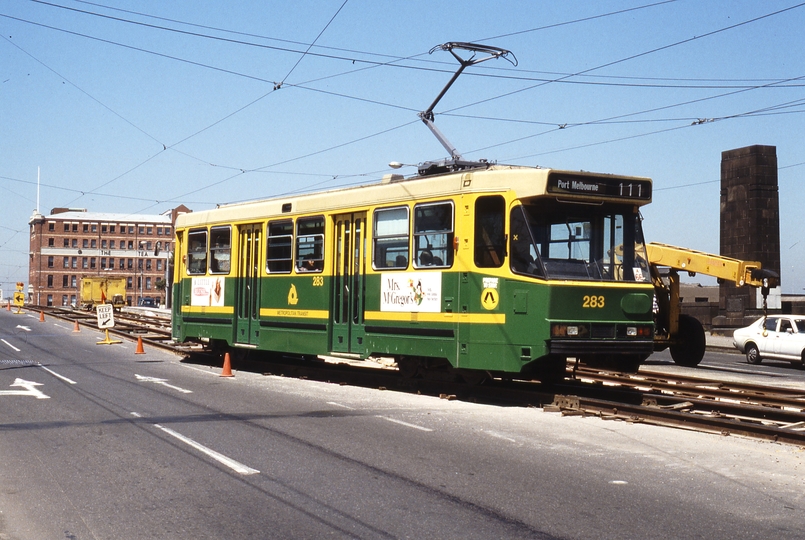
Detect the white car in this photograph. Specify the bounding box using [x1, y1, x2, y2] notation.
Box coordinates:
[733, 315, 805, 366]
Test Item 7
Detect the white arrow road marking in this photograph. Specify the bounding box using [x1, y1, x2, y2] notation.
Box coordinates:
[1, 339, 21, 352]
[15, 325, 31, 332]
[135, 374, 192, 394]
[153, 423, 259, 475]
[0, 378, 50, 399]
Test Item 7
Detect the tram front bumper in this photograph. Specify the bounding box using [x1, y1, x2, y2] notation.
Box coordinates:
[548, 339, 654, 356]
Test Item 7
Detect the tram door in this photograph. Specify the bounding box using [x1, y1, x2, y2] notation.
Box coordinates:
[235, 224, 262, 346]
[331, 212, 367, 354]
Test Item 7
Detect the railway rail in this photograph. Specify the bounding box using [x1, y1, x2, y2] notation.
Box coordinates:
[16, 305, 805, 446]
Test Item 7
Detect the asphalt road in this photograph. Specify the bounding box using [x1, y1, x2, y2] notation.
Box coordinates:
[1, 310, 804, 539]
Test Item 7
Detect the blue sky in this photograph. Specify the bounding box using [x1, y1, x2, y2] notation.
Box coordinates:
[2, 0, 804, 293]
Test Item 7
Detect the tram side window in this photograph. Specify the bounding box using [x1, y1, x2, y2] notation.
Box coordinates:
[414, 202, 453, 268]
[510, 206, 544, 277]
[209, 226, 231, 274]
[295, 217, 324, 273]
[267, 220, 293, 273]
[474, 196, 506, 268]
[187, 229, 208, 275]
[373, 207, 409, 269]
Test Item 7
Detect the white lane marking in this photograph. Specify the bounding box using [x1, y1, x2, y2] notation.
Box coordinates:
[483, 430, 517, 443]
[38, 364, 77, 384]
[130, 412, 142, 418]
[0, 378, 50, 399]
[15, 325, 31, 332]
[327, 401, 355, 409]
[180, 364, 221, 376]
[1, 339, 20, 352]
[153, 423, 260, 475]
[376, 415, 434, 432]
[135, 374, 192, 394]
[53, 323, 71, 331]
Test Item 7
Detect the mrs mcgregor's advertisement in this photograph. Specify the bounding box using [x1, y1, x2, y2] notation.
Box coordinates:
[380, 272, 441, 312]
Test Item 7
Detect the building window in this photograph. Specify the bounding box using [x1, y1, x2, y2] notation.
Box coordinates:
[47, 256, 54, 268]
[72, 239, 78, 248]
[127, 258, 133, 269]
[70, 294, 76, 306]
[63, 256, 69, 268]
[129, 226, 134, 234]
[62, 295, 68, 306]
[91, 239, 97, 248]
[165, 226, 172, 235]
[145, 259, 152, 271]
[63, 275, 68, 287]
[157, 227, 163, 235]
[139, 226, 145, 235]
[120, 259, 125, 270]
[147, 227, 153, 235]
[48, 238, 55, 246]
[156, 260, 163, 271]
[128, 241, 134, 250]
[82, 258, 88, 269]
[64, 223, 70, 232]
[46, 295, 53, 307]
[47, 275, 53, 287]
[83, 224, 89, 232]
[101, 258, 107, 269]
[146, 241, 152, 250]
[373, 206, 409, 269]
[110, 240, 115, 249]
[83, 239, 89, 248]
[71, 257, 77, 268]
[91, 224, 97, 233]
[63, 239, 69, 247]
[145, 277, 152, 290]
[71, 276, 77, 287]
[127, 277, 133, 289]
[72, 223, 78, 232]
[109, 225, 116, 233]
[109, 258, 114, 268]
[102, 240, 107, 249]
[48, 222, 55, 231]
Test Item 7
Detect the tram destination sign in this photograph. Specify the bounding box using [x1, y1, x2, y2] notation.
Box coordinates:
[547, 174, 651, 201]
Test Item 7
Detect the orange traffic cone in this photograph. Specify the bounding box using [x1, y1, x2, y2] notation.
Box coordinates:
[39, 310, 45, 322]
[73, 320, 81, 333]
[135, 336, 145, 354]
[220, 352, 234, 377]
[6, 301, 10, 311]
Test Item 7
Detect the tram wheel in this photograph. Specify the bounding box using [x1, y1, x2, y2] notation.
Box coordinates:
[454, 368, 490, 386]
[670, 314, 706, 367]
[396, 357, 422, 379]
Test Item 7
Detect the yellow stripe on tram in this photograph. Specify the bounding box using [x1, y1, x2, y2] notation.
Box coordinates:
[364, 311, 505, 324]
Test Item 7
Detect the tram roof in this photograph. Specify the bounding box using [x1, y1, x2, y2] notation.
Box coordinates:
[177, 165, 652, 228]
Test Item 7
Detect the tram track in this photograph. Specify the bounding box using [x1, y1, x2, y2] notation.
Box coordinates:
[19, 305, 805, 446]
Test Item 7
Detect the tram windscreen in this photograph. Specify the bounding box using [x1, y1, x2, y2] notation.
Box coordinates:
[510, 201, 650, 282]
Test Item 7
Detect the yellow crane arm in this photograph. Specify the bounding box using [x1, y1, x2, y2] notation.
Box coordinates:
[646, 242, 772, 288]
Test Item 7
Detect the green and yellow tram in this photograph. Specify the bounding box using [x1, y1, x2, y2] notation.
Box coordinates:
[172, 164, 655, 380]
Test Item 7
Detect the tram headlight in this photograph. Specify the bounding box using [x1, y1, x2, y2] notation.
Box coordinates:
[551, 323, 588, 337]
[626, 326, 637, 337]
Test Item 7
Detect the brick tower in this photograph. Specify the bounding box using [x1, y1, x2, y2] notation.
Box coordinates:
[718, 145, 781, 326]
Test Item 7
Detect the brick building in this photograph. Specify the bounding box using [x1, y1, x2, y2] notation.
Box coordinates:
[28, 206, 189, 308]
